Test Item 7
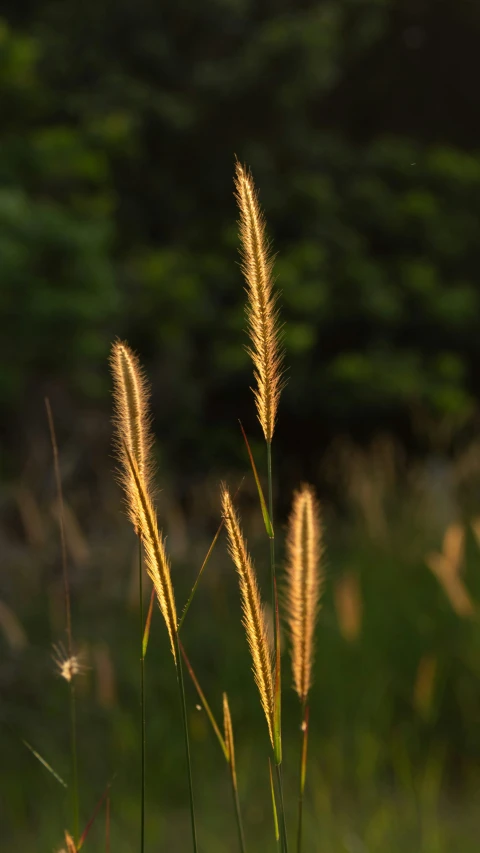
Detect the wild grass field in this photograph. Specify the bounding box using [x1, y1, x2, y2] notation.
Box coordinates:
[2, 163, 480, 853]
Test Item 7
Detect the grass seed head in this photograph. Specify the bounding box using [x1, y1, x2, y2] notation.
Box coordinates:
[285, 484, 323, 704]
[110, 341, 154, 530]
[234, 161, 284, 444]
[221, 484, 274, 747]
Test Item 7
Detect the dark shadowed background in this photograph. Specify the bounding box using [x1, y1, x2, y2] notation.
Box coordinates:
[2, 1, 480, 850]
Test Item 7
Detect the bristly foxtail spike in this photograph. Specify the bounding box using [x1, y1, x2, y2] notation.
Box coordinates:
[234, 161, 284, 444]
[110, 340, 154, 529]
[110, 340, 178, 661]
[285, 484, 323, 704]
[221, 484, 275, 748]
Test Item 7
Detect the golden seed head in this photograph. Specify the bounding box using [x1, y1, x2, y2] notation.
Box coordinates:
[110, 341, 177, 659]
[221, 485, 274, 746]
[110, 340, 154, 528]
[124, 444, 178, 661]
[285, 484, 323, 703]
[234, 161, 284, 443]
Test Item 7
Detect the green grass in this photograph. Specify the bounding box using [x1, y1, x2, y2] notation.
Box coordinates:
[3, 491, 480, 851]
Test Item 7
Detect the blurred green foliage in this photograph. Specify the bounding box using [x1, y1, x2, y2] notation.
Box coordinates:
[2, 1, 480, 470]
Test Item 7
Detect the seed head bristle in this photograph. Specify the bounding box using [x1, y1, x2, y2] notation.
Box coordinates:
[221, 485, 274, 746]
[234, 161, 284, 444]
[110, 340, 154, 528]
[223, 692, 237, 785]
[285, 484, 323, 704]
[52, 643, 85, 683]
[64, 831, 77, 853]
[124, 443, 178, 661]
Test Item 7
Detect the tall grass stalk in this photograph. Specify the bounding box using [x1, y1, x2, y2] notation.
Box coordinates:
[275, 762, 289, 853]
[174, 631, 198, 853]
[111, 342, 198, 852]
[138, 538, 146, 853]
[45, 398, 80, 842]
[268, 758, 281, 852]
[296, 704, 309, 853]
[223, 693, 247, 853]
[121, 435, 198, 852]
[268, 442, 289, 853]
[234, 161, 288, 851]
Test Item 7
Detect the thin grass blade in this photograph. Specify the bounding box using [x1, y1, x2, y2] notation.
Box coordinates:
[179, 478, 245, 632]
[223, 693, 248, 853]
[239, 421, 274, 538]
[269, 758, 280, 847]
[179, 639, 228, 760]
[273, 576, 282, 766]
[142, 585, 155, 657]
[178, 521, 224, 631]
[21, 738, 67, 788]
[77, 783, 110, 849]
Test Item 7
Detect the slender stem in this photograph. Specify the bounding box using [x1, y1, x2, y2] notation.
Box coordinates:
[268, 757, 281, 852]
[267, 441, 288, 853]
[139, 538, 145, 853]
[45, 399, 72, 654]
[69, 681, 79, 841]
[230, 770, 247, 853]
[267, 441, 276, 640]
[275, 762, 289, 853]
[267, 442, 280, 742]
[45, 399, 79, 842]
[297, 775, 304, 853]
[296, 704, 309, 853]
[105, 787, 111, 853]
[174, 632, 198, 853]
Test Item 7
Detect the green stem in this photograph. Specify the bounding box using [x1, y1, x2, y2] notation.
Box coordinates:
[296, 705, 309, 853]
[267, 441, 288, 853]
[174, 632, 198, 853]
[45, 400, 79, 842]
[139, 538, 145, 853]
[275, 761, 289, 853]
[230, 771, 247, 853]
[296, 774, 303, 853]
[69, 681, 79, 842]
[267, 443, 279, 738]
[267, 441, 276, 633]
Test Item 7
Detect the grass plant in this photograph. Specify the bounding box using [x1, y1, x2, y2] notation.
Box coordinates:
[45, 398, 80, 843]
[285, 485, 323, 853]
[234, 160, 288, 852]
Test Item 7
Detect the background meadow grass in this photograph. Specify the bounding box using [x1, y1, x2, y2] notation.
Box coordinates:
[3, 436, 480, 850]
